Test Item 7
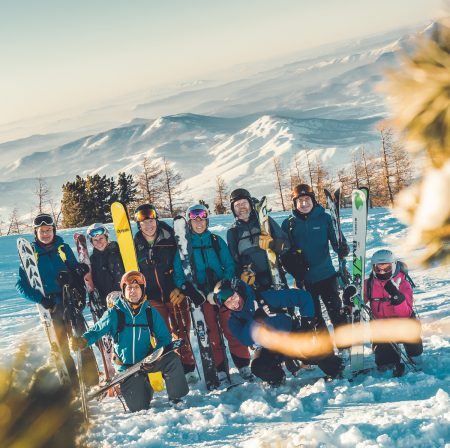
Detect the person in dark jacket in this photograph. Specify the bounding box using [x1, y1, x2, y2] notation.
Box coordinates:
[227, 188, 288, 291]
[173, 204, 252, 383]
[213, 279, 343, 386]
[133, 204, 196, 377]
[16, 213, 98, 386]
[70, 271, 189, 411]
[87, 223, 125, 310]
[281, 184, 349, 329]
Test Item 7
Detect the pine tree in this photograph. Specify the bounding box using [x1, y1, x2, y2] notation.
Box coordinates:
[115, 172, 138, 206]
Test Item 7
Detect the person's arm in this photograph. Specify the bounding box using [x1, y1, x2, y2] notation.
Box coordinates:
[267, 217, 290, 253]
[83, 308, 117, 346]
[109, 243, 125, 290]
[262, 288, 315, 317]
[16, 266, 44, 303]
[228, 313, 255, 346]
[226, 228, 243, 275]
[327, 214, 349, 257]
[151, 307, 172, 349]
[217, 235, 235, 280]
[64, 244, 81, 270]
[172, 250, 187, 289]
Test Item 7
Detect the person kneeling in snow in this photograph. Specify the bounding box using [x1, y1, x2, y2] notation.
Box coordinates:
[70, 271, 189, 411]
[211, 279, 343, 386]
[343, 249, 423, 375]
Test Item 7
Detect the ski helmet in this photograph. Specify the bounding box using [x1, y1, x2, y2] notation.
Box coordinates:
[86, 223, 109, 240]
[230, 188, 252, 216]
[292, 184, 316, 208]
[186, 204, 209, 224]
[120, 271, 146, 297]
[371, 249, 396, 280]
[134, 204, 158, 228]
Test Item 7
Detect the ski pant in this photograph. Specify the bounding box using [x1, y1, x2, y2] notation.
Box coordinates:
[150, 299, 196, 372]
[52, 305, 99, 387]
[120, 352, 189, 412]
[373, 340, 423, 367]
[202, 302, 250, 371]
[305, 275, 347, 328]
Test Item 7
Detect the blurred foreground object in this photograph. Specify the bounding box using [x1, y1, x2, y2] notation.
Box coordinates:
[0, 345, 81, 448]
[387, 18, 450, 265]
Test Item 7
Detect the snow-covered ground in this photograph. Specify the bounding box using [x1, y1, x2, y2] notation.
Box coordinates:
[1, 208, 449, 447]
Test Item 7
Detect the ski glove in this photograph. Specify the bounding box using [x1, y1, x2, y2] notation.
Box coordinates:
[384, 279, 405, 306]
[253, 304, 277, 323]
[41, 295, 56, 311]
[181, 282, 205, 306]
[342, 284, 358, 306]
[337, 242, 350, 259]
[69, 336, 88, 351]
[240, 269, 256, 286]
[75, 263, 90, 278]
[170, 288, 186, 306]
[280, 249, 308, 281]
[259, 232, 273, 251]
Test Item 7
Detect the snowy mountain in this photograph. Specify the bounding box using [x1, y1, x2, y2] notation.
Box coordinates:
[1, 208, 448, 446]
[0, 22, 432, 222]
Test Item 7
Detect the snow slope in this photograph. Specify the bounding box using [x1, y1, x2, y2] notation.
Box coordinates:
[1, 207, 448, 447]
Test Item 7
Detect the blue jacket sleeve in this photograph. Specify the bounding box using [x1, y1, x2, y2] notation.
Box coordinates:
[262, 288, 315, 317]
[228, 313, 255, 346]
[173, 250, 187, 288]
[326, 214, 340, 253]
[217, 235, 235, 280]
[16, 266, 44, 303]
[83, 308, 117, 346]
[63, 244, 80, 270]
[269, 216, 290, 252]
[151, 307, 172, 349]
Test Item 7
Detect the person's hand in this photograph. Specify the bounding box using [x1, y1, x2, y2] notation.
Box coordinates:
[69, 336, 88, 351]
[253, 305, 276, 322]
[342, 284, 358, 306]
[75, 263, 90, 277]
[40, 295, 56, 311]
[259, 232, 273, 251]
[384, 279, 405, 306]
[240, 270, 256, 286]
[337, 243, 350, 258]
[170, 288, 186, 306]
[182, 282, 205, 306]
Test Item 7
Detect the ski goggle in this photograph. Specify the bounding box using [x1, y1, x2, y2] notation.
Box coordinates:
[373, 263, 393, 274]
[188, 209, 208, 220]
[88, 227, 107, 238]
[33, 215, 55, 228]
[135, 207, 157, 222]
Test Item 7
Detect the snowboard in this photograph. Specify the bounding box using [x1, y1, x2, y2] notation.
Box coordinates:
[73, 233, 117, 391]
[350, 187, 369, 372]
[110, 201, 165, 392]
[173, 215, 220, 390]
[17, 238, 71, 385]
[87, 339, 183, 400]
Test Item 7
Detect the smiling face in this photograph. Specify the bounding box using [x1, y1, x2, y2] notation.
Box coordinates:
[124, 282, 143, 303]
[36, 225, 54, 245]
[190, 217, 208, 234]
[295, 195, 314, 214]
[91, 234, 108, 251]
[233, 199, 252, 222]
[140, 218, 158, 241]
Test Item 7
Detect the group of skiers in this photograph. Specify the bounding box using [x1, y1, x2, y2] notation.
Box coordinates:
[15, 183, 423, 413]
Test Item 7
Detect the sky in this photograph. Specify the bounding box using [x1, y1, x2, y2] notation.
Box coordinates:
[0, 0, 445, 126]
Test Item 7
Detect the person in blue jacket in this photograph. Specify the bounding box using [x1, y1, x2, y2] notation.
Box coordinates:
[281, 184, 349, 329]
[70, 271, 189, 412]
[16, 213, 98, 386]
[213, 279, 343, 386]
[173, 204, 252, 383]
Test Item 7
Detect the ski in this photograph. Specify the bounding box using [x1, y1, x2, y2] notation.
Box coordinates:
[324, 188, 351, 287]
[73, 233, 117, 389]
[110, 201, 165, 392]
[16, 238, 71, 386]
[254, 196, 284, 290]
[173, 215, 220, 391]
[350, 187, 369, 372]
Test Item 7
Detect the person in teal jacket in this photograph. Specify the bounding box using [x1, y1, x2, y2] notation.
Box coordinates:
[71, 271, 189, 412]
[281, 185, 349, 329]
[172, 204, 252, 383]
[16, 213, 98, 386]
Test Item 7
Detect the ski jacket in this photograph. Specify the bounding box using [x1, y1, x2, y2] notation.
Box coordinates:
[282, 205, 345, 284]
[173, 230, 235, 294]
[227, 214, 288, 290]
[134, 221, 177, 304]
[83, 296, 171, 371]
[90, 241, 124, 304]
[228, 284, 315, 346]
[16, 235, 80, 305]
[364, 271, 414, 319]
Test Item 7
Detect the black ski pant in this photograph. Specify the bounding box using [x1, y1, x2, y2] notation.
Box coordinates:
[373, 340, 423, 367]
[120, 352, 189, 412]
[305, 275, 347, 328]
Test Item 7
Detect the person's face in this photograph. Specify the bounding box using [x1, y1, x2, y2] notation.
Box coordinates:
[233, 199, 251, 221]
[124, 283, 143, 303]
[140, 219, 158, 240]
[36, 225, 54, 245]
[91, 235, 108, 251]
[223, 292, 244, 311]
[295, 195, 314, 214]
[191, 217, 207, 234]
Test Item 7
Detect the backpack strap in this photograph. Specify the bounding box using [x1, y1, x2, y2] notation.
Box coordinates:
[113, 305, 155, 344]
[210, 233, 221, 261]
[287, 216, 296, 245]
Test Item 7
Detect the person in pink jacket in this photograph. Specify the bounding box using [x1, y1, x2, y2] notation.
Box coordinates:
[364, 249, 423, 370]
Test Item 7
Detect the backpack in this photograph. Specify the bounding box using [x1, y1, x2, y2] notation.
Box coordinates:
[113, 306, 155, 344]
